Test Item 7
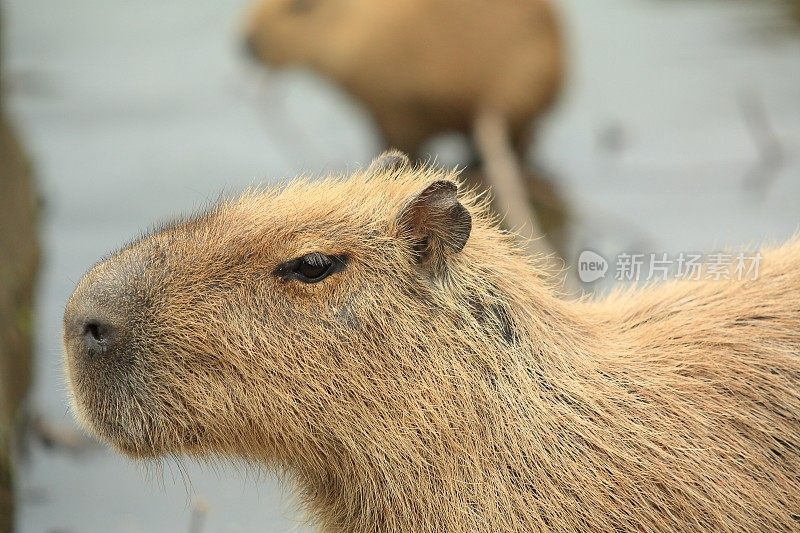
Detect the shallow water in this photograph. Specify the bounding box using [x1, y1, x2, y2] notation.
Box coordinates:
[5, 0, 799, 530]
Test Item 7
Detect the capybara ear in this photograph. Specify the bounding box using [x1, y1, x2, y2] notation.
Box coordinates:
[396, 180, 472, 270]
[367, 150, 410, 174]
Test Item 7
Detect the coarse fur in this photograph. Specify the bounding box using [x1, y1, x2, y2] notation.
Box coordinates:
[64, 155, 800, 532]
[242, 0, 564, 156]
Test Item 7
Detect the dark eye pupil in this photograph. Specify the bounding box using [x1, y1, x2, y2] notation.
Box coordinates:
[297, 254, 331, 280]
[273, 252, 346, 283]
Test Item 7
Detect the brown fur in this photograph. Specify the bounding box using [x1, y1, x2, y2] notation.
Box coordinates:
[64, 155, 800, 532]
[242, 0, 564, 157]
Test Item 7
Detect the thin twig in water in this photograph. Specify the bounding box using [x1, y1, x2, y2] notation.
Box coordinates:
[187, 497, 209, 533]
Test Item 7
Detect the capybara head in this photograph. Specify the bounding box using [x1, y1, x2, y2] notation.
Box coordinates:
[63, 153, 536, 460]
[242, 0, 350, 66]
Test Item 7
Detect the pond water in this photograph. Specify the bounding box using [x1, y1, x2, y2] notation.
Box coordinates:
[5, 0, 799, 531]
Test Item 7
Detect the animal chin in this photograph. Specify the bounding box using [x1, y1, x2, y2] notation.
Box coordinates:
[106, 411, 206, 459]
[73, 392, 160, 458]
[112, 437, 158, 459]
[106, 422, 169, 459]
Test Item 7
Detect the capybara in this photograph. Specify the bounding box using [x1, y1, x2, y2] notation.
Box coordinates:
[243, 0, 563, 158]
[242, 0, 566, 260]
[64, 153, 800, 532]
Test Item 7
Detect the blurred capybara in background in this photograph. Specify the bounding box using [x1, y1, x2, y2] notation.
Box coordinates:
[242, 0, 567, 262]
[64, 154, 799, 532]
[0, 50, 38, 533]
[243, 0, 563, 158]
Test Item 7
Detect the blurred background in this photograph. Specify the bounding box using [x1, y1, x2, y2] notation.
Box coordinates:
[1, 0, 799, 531]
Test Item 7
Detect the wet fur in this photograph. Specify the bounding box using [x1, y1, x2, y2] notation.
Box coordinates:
[65, 160, 800, 532]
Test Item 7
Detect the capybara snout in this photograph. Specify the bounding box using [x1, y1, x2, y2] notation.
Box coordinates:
[63, 228, 263, 457]
[63, 244, 176, 456]
[64, 279, 121, 364]
[64, 250, 150, 365]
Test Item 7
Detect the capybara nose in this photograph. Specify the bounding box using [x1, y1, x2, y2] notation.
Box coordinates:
[80, 318, 115, 357]
[64, 302, 121, 360]
[63, 273, 128, 362]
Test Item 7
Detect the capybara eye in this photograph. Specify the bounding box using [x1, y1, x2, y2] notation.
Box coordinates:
[286, 0, 317, 15]
[297, 253, 331, 280]
[273, 253, 346, 283]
